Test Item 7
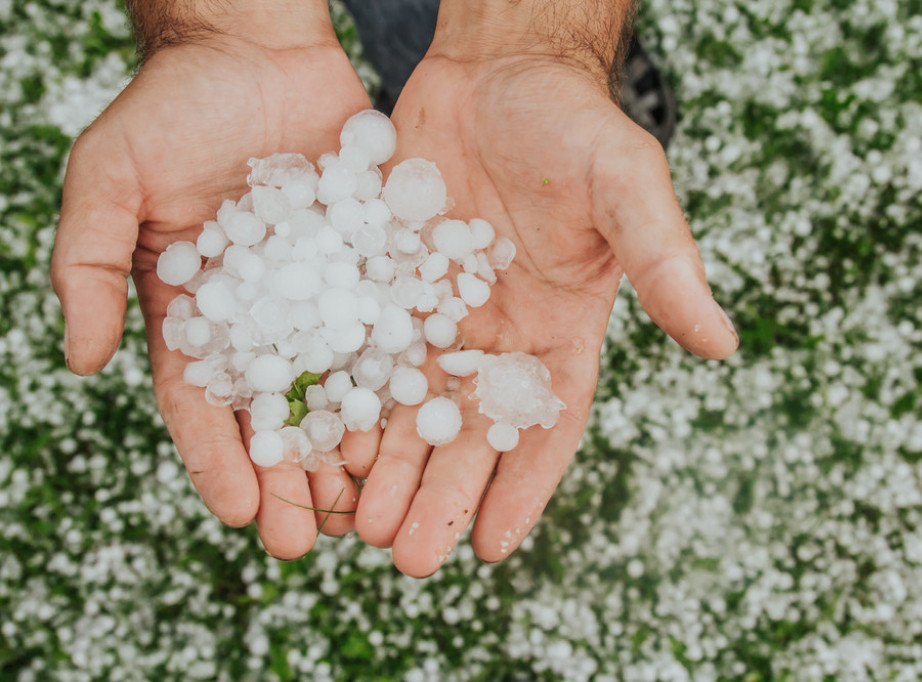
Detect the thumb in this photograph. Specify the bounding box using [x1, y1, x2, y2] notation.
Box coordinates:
[591, 117, 738, 360]
[51, 127, 141, 375]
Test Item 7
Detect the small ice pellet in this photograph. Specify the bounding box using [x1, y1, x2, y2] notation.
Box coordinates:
[224, 211, 266, 246]
[323, 321, 366, 354]
[432, 220, 473, 261]
[231, 351, 256, 373]
[424, 313, 457, 348]
[358, 296, 381, 325]
[249, 431, 285, 467]
[363, 198, 391, 226]
[328, 198, 365, 237]
[183, 317, 212, 347]
[487, 422, 519, 452]
[279, 425, 312, 462]
[317, 165, 358, 204]
[324, 261, 360, 290]
[437, 350, 484, 377]
[323, 370, 353, 403]
[457, 273, 491, 307]
[352, 348, 394, 391]
[299, 336, 335, 374]
[315, 225, 344, 254]
[419, 252, 449, 282]
[305, 384, 328, 411]
[274, 262, 322, 300]
[157, 241, 202, 286]
[290, 301, 321, 330]
[353, 170, 383, 202]
[353, 224, 388, 257]
[469, 218, 495, 250]
[247, 153, 314, 188]
[416, 397, 463, 446]
[390, 276, 424, 309]
[245, 355, 294, 393]
[394, 228, 421, 254]
[340, 387, 382, 432]
[195, 280, 237, 322]
[318, 288, 359, 329]
[339, 109, 397, 166]
[249, 392, 290, 431]
[300, 410, 345, 452]
[183, 358, 221, 388]
[264, 235, 293, 261]
[400, 340, 428, 367]
[280, 179, 316, 209]
[366, 256, 396, 282]
[372, 305, 414, 353]
[251, 185, 291, 225]
[338, 145, 371, 172]
[162, 317, 184, 351]
[236, 252, 266, 282]
[383, 158, 447, 222]
[437, 297, 468, 323]
[196, 223, 228, 258]
[489, 237, 517, 270]
[389, 366, 428, 406]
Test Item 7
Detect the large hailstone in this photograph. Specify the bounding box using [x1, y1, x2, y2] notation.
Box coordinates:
[472, 352, 565, 429]
[383, 158, 447, 222]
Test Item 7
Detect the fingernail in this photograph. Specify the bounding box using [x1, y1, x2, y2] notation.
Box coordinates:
[718, 306, 739, 343]
[63, 323, 71, 368]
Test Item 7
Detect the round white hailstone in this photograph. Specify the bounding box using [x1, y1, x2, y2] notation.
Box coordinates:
[249, 431, 285, 467]
[436, 297, 468, 323]
[338, 145, 371, 172]
[157, 241, 201, 286]
[300, 336, 335, 374]
[245, 355, 294, 393]
[196, 224, 228, 258]
[252, 185, 291, 225]
[323, 370, 353, 403]
[318, 152, 339, 170]
[270, 263, 321, 301]
[354, 170, 383, 202]
[339, 109, 397, 166]
[182, 315, 210, 343]
[489, 237, 517, 270]
[353, 224, 387, 257]
[288, 209, 324, 241]
[318, 165, 358, 204]
[237, 252, 266, 283]
[389, 366, 428, 406]
[224, 211, 266, 246]
[305, 384, 328, 411]
[487, 422, 519, 452]
[235, 281, 258, 302]
[462, 253, 479, 273]
[416, 397, 463, 446]
[292, 236, 318, 261]
[400, 340, 428, 367]
[167, 294, 197, 320]
[372, 305, 414, 353]
[323, 321, 366, 353]
[183, 358, 222, 388]
[457, 273, 491, 307]
[340, 387, 382, 432]
[363, 198, 391, 226]
[248, 297, 292, 342]
[324, 261, 360, 290]
[469, 218, 496, 250]
[279, 426, 312, 462]
[328, 198, 365, 237]
[437, 350, 484, 377]
[358, 296, 381, 325]
[318, 288, 359, 329]
[352, 348, 394, 390]
[229, 324, 254, 351]
[231, 351, 256, 373]
[419, 253, 449, 282]
[264, 235, 293, 261]
[274, 221, 291, 238]
[315, 225, 344, 254]
[383, 158, 447, 222]
[390, 276, 424, 309]
[249, 392, 290, 431]
[300, 410, 346, 452]
[394, 228, 421, 254]
[424, 313, 457, 348]
[290, 301, 321, 330]
[432, 220, 473, 260]
[281, 179, 316, 209]
[195, 280, 237, 322]
[366, 256, 396, 282]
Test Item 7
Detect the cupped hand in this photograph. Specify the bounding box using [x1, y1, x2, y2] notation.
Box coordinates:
[342, 55, 738, 576]
[51, 36, 370, 559]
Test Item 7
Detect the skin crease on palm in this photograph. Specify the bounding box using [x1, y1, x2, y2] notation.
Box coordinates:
[51, 5, 738, 574]
[341, 54, 739, 578]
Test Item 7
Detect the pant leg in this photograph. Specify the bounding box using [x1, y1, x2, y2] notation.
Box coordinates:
[340, 0, 439, 107]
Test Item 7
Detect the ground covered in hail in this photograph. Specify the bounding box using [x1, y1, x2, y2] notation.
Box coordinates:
[1, 0, 920, 680]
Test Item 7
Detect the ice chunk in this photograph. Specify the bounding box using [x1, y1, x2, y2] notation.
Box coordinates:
[432, 220, 473, 261]
[281, 178, 316, 210]
[317, 165, 358, 204]
[166, 294, 197, 321]
[383, 158, 447, 222]
[223, 211, 266, 246]
[469, 218, 495, 250]
[354, 170, 383, 202]
[322, 321, 366, 354]
[328, 197, 365, 238]
[252, 185, 291, 225]
[472, 352, 565, 429]
[318, 288, 359, 330]
[339, 109, 397, 166]
[416, 397, 462, 446]
[351, 347, 394, 391]
[305, 384, 328, 411]
[195, 280, 237, 322]
[353, 224, 387, 257]
[399, 340, 427, 367]
[196, 222, 228, 258]
[371, 305, 414, 353]
[300, 410, 345, 452]
[340, 387, 382, 432]
[489, 237, 517, 270]
[245, 355, 294, 393]
[249, 297, 293, 342]
[487, 422, 519, 452]
[162, 317, 184, 351]
[394, 228, 421, 254]
[338, 145, 371, 172]
[297, 336, 334, 374]
[389, 366, 428, 406]
[437, 296, 468, 323]
[457, 273, 491, 307]
[183, 357, 224, 388]
[249, 430, 285, 467]
[365, 256, 396, 282]
[419, 252, 449, 282]
[437, 350, 484, 377]
[157, 241, 201, 286]
[423, 313, 457, 349]
[390, 276, 424, 309]
[205, 373, 235, 407]
[247, 153, 314, 187]
[279, 425, 313, 463]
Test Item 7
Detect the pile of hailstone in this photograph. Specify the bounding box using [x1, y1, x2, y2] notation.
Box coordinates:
[157, 110, 564, 469]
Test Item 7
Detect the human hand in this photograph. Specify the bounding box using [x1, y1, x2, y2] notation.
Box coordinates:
[51, 1, 370, 559]
[342, 4, 738, 576]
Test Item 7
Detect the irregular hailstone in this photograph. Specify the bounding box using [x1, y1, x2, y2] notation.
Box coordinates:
[416, 396, 463, 446]
[472, 352, 565, 429]
[383, 158, 447, 222]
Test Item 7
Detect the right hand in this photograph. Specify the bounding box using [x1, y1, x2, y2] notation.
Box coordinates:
[51, 31, 371, 559]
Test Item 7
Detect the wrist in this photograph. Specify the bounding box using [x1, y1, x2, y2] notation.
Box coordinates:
[431, 0, 635, 82]
[126, 0, 337, 59]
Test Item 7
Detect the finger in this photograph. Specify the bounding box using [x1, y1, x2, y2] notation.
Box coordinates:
[591, 119, 738, 360]
[340, 424, 382, 478]
[141, 282, 260, 528]
[51, 127, 141, 375]
[354, 404, 431, 548]
[390, 411, 499, 578]
[254, 461, 318, 560]
[307, 458, 359, 537]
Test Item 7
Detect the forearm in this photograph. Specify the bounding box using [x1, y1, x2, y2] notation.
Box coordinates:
[432, 0, 637, 80]
[125, 0, 336, 59]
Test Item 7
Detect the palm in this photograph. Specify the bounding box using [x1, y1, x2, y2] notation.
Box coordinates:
[349, 55, 737, 576]
[54, 40, 371, 558]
